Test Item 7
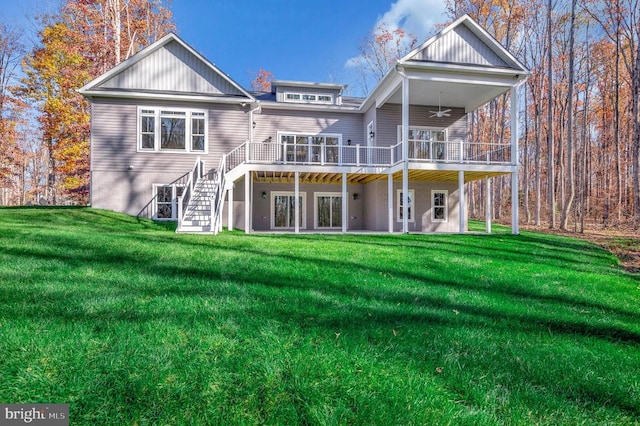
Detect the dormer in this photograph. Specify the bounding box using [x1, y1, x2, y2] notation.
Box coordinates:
[271, 80, 345, 106]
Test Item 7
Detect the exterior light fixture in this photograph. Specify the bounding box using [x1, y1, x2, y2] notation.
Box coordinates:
[369, 130, 375, 139]
[261, 191, 267, 199]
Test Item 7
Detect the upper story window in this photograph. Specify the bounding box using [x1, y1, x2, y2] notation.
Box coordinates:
[284, 92, 333, 104]
[138, 107, 207, 153]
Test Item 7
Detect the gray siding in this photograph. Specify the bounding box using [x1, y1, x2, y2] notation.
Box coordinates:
[250, 182, 364, 231]
[363, 180, 463, 232]
[101, 41, 245, 96]
[376, 104, 467, 147]
[254, 108, 364, 145]
[90, 97, 248, 215]
[410, 25, 508, 68]
[363, 104, 377, 146]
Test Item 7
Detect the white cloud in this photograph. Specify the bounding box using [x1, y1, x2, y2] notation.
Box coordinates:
[343, 0, 448, 95]
[376, 0, 447, 40]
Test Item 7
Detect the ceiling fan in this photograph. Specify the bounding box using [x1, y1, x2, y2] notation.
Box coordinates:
[430, 92, 451, 118]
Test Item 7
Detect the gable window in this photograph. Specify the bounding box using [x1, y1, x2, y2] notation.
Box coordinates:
[139, 107, 207, 153]
[397, 189, 415, 222]
[283, 92, 333, 104]
[432, 190, 448, 222]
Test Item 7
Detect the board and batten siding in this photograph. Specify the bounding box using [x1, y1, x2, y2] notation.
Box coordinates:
[254, 108, 364, 146]
[90, 97, 248, 215]
[375, 104, 467, 147]
[410, 25, 508, 68]
[100, 41, 244, 96]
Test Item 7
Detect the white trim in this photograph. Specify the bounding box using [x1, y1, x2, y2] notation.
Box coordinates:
[270, 191, 307, 230]
[431, 190, 449, 223]
[396, 189, 415, 223]
[399, 15, 529, 73]
[137, 106, 208, 154]
[79, 33, 255, 101]
[152, 183, 185, 220]
[314, 192, 345, 229]
[277, 132, 343, 164]
[284, 92, 334, 104]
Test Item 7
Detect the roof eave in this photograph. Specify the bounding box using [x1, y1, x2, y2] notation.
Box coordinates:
[79, 90, 254, 104]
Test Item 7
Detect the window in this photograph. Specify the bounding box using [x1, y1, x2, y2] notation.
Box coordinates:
[271, 192, 306, 229]
[283, 92, 333, 104]
[279, 133, 342, 164]
[315, 193, 343, 229]
[397, 189, 415, 222]
[397, 126, 447, 160]
[432, 190, 448, 222]
[153, 184, 185, 220]
[139, 107, 207, 153]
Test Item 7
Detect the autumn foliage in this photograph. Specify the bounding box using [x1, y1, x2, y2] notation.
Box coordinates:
[17, 0, 174, 205]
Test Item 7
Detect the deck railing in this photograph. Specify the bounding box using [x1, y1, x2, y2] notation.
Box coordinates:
[177, 156, 205, 229]
[210, 155, 226, 234]
[222, 140, 511, 169]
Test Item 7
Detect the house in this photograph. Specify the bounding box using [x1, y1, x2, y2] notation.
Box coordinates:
[79, 14, 528, 235]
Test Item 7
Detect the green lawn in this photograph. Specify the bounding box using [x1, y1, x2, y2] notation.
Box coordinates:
[1, 207, 639, 425]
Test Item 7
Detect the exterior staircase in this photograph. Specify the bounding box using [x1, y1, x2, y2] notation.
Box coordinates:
[177, 178, 219, 233]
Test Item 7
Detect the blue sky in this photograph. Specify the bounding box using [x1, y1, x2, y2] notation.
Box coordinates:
[1, 0, 447, 96]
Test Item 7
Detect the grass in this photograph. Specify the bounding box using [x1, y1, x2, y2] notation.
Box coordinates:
[0, 207, 639, 425]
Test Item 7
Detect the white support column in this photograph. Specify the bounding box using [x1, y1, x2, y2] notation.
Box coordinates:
[244, 171, 250, 234]
[402, 76, 410, 233]
[458, 170, 465, 234]
[512, 172, 519, 235]
[342, 173, 348, 233]
[485, 177, 492, 234]
[227, 186, 234, 232]
[388, 173, 394, 233]
[294, 171, 300, 234]
[510, 85, 520, 235]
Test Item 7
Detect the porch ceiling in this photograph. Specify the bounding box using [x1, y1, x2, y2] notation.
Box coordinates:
[252, 170, 509, 185]
[384, 79, 511, 112]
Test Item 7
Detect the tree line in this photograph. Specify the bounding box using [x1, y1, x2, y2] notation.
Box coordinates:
[1, 0, 639, 232]
[445, 0, 640, 230]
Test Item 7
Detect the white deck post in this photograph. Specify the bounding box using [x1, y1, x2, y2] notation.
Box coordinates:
[244, 171, 250, 234]
[388, 173, 394, 233]
[294, 171, 300, 234]
[227, 186, 234, 232]
[402, 76, 410, 233]
[485, 177, 492, 234]
[458, 170, 465, 234]
[511, 85, 520, 235]
[342, 173, 348, 233]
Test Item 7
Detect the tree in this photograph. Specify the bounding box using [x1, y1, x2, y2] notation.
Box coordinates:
[19, 0, 175, 204]
[353, 23, 417, 95]
[0, 24, 27, 205]
[560, 0, 577, 230]
[250, 69, 274, 92]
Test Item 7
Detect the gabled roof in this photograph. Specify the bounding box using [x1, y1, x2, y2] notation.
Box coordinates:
[400, 14, 528, 72]
[360, 14, 529, 113]
[79, 33, 254, 103]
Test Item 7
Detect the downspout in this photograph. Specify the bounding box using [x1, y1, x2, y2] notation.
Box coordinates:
[248, 101, 262, 144]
